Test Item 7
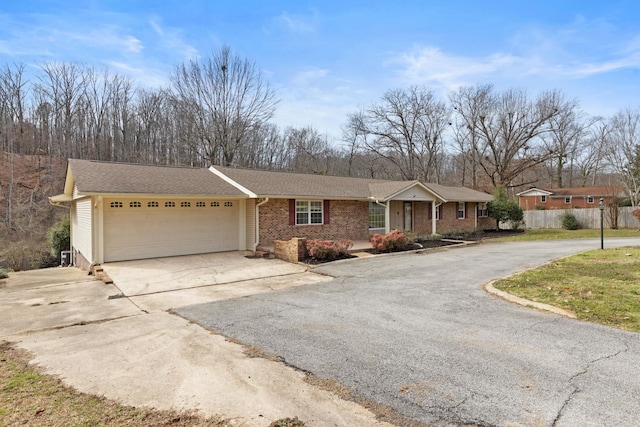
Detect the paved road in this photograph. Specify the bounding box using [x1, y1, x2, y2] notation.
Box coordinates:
[177, 239, 640, 427]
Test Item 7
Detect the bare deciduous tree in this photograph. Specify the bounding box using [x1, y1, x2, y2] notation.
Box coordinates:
[606, 108, 640, 206]
[574, 118, 608, 187]
[449, 84, 492, 187]
[452, 86, 562, 189]
[169, 46, 279, 166]
[541, 94, 595, 187]
[355, 86, 448, 181]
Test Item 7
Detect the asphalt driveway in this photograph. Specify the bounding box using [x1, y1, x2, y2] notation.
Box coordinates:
[177, 239, 640, 427]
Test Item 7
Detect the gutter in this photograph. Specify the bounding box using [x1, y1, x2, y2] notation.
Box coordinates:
[48, 195, 72, 209]
[48, 200, 71, 209]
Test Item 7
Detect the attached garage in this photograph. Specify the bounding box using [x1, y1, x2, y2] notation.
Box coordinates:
[103, 198, 241, 262]
[53, 160, 249, 269]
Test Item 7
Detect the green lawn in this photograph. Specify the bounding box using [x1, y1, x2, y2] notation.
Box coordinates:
[493, 228, 640, 241]
[492, 247, 640, 332]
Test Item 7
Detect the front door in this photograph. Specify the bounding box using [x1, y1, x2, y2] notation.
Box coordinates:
[403, 202, 413, 231]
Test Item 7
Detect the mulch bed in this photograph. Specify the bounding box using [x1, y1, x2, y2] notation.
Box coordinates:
[301, 229, 525, 264]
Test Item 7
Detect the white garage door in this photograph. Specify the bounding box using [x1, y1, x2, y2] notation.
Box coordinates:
[103, 199, 240, 262]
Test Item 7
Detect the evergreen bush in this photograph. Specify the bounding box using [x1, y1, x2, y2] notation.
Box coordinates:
[47, 215, 71, 258]
[560, 212, 580, 230]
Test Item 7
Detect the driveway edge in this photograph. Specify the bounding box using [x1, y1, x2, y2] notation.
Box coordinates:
[484, 280, 577, 318]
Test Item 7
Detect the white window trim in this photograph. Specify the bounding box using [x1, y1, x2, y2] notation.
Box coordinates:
[588, 196, 594, 204]
[296, 200, 323, 225]
[541, 195, 547, 203]
[477, 202, 488, 218]
[565, 197, 571, 204]
[457, 202, 465, 219]
[368, 202, 386, 230]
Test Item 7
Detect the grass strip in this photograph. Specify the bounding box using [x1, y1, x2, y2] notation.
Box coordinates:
[493, 247, 640, 332]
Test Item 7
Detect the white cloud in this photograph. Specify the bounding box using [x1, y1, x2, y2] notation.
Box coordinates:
[292, 67, 328, 86]
[146, 18, 199, 61]
[276, 11, 318, 33]
[391, 35, 640, 93]
[392, 46, 521, 90]
[104, 60, 169, 88]
[272, 66, 369, 139]
[122, 35, 144, 53]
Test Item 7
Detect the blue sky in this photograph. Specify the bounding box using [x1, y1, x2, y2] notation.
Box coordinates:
[1, 1, 639, 141]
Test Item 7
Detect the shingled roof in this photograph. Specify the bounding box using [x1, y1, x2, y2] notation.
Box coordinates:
[58, 160, 492, 203]
[517, 186, 625, 198]
[212, 166, 452, 201]
[212, 165, 421, 200]
[68, 159, 245, 196]
[425, 183, 493, 202]
[545, 186, 625, 197]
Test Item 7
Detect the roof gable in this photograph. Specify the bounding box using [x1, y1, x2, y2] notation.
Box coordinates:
[516, 188, 553, 197]
[518, 186, 625, 198]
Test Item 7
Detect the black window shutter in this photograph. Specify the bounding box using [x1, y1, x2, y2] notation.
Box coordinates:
[289, 199, 295, 225]
[323, 200, 330, 224]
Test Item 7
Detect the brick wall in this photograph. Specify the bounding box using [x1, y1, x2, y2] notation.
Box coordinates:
[274, 238, 307, 263]
[413, 202, 494, 235]
[519, 195, 613, 211]
[259, 198, 370, 246]
[413, 201, 431, 234]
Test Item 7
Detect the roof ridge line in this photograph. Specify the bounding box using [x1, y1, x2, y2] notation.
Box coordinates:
[209, 166, 257, 198]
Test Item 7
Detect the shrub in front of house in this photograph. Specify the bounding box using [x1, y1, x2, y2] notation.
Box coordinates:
[306, 239, 353, 261]
[370, 230, 409, 252]
[560, 212, 580, 230]
[0, 267, 8, 279]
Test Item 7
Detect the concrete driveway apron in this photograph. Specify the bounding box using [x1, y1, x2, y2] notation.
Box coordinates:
[177, 238, 640, 427]
[102, 251, 329, 312]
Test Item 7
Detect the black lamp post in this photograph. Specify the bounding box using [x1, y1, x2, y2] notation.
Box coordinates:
[598, 197, 605, 250]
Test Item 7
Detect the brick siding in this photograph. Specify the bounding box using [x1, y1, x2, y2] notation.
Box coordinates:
[259, 198, 370, 246]
[414, 201, 493, 235]
[259, 199, 492, 245]
[519, 195, 614, 211]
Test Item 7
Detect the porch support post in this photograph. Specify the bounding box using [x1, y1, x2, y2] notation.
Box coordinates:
[474, 202, 478, 229]
[385, 202, 391, 234]
[431, 200, 437, 235]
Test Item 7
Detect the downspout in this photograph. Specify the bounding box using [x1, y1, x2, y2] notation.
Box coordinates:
[253, 197, 269, 252]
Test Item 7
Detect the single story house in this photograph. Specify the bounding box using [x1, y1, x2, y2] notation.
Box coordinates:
[517, 186, 625, 210]
[50, 159, 493, 269]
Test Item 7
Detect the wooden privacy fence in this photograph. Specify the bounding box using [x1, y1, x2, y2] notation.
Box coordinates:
[522, 207, 639, 229]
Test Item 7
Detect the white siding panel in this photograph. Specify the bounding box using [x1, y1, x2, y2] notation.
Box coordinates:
[72, 198, 93, 262]
[393, 187, 436, 201]
[103, 199, 240, 262]
[245, 199, 256, 250]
